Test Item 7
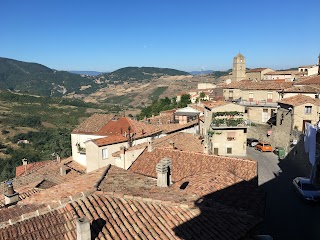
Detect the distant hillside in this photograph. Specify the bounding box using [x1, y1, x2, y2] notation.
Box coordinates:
[68, 71, 106, 76]
[99, 67, 190, 83]
[0, 57, 99, 97]
[208, 69, 232, 78]
[190, 70, 214, 75]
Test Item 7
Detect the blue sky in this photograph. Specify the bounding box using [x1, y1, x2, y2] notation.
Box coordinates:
[1, 0, 319, 72]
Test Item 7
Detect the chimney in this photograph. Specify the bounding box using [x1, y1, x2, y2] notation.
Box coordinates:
[148, 140, 154, 152]
[156, 158, 172, 187]
[60, 165, 67, 176]
[56, 154, 61, 163]
[76, 216, 91, 240]
[169, 140, 175, 149]
[4, 181, 19, 206]
[22, 158, 28, 166]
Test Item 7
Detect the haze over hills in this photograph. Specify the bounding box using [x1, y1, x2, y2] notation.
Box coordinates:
[68, 71, 106, 76]
[0, 58, 192, 98]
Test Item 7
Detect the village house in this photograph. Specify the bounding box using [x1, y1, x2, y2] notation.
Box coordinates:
[223, 80, 293, 124]
[246, 68, 273, 81]
[263, 70, 304, 81]
[71, 114, 162, 172]
[200, 101, 247, 156]
[298, 65, 318, 76]
[277, 94, 320, 132]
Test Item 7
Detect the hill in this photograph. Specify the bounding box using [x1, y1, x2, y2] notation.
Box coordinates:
[68, 71, 106, 76]
[99, 67, 190, 84]
[0, 57, 99, 97]
[189, 70, 214, 75]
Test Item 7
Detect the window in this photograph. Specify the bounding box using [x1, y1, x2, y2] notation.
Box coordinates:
[305, 106, 312, 114]
[267, 92, 273, 103]
[214, 148, 219, 155]
[229, 90, 233, 100]
[102, 148, 109, 159]
[227, 148, 232, 154]
[249, 92, 253, 102]
[227, 132, 236, 141]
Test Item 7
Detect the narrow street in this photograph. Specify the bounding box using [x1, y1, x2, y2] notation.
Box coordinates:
[247, 146, 320, 240]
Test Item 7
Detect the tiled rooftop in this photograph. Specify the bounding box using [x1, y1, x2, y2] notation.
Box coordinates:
[1, 158, 85, 193]
[72, 113, 114, 134]
[294, 75, 320, 85]
[202, 100, 228, 109]
[15, 161, 51, 177]
[282, 85, 320, 93]
[20, 166, 107, 206]
[0, 193, 261, 240]
[156, 119, 199, 134]
[224, 80, 293, 90]
[264, 70, 299, 75]
[246, 68, 268, 73]
[0, 148, 264, 240]
[129, 147, 257, 182]
[112, 132, 204, 157]
[93, 135, 129, 147]
[279, 94, 320, 107]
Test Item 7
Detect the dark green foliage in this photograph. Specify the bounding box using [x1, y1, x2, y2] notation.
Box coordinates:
[211, 111, 244, 127]
[100, 67, 189, 84]
[0, 128, 72, 181]
[0, 57, 99, 96]
[149, 87, 168, 101]
[208, 69, 232, 78]
[137, 94, 190, 119]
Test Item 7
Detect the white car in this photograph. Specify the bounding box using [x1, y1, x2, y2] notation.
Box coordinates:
[292, 177, 320, 201]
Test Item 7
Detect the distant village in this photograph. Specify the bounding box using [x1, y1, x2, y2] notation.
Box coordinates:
[1, 53, 320, 239]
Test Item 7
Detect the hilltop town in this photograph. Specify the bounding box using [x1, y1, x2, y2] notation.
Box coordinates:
[0, 53, 320, 239]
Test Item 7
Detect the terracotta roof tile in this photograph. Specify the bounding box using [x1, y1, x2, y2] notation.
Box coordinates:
[20, 166, 107, 206]
[0, 193, 261, 240]
[224, 80, 293, 90]
[72, 113, 114, 134]
[15, 161, 51, 177]
[246, 68, 268, 73]
[202, 100, 228, 109]
[264, 70, 300, 75]
[295, 75, 320, 85]
[279, 94, 320, 106]
[155, 119, 198, 134]
[130, 148, 256, 182]
[282, 85, 320, 93]
[0, 158, 84, 195]
[93, 135, 129, 147]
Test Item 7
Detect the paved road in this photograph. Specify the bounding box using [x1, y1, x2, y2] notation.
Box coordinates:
[247, 146, 320, 240]
[247, 147, 281, 186]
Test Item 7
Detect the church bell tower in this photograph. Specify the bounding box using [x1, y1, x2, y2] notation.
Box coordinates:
[232, 53, 246, 82]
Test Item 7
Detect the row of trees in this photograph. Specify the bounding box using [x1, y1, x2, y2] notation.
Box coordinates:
[137, 94, 191, 119]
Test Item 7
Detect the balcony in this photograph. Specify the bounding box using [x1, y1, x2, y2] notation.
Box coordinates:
[236, 100, 277, 107]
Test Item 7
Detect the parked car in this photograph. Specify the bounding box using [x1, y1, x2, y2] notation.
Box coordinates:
[255, 142, 273, 152]
[247, 138, 259, 147]
[292, 177, 320, 201]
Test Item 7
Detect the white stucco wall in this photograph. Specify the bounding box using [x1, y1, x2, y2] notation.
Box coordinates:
[71, 133, 106, 166]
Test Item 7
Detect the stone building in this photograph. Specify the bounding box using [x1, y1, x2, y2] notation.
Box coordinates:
[277, 94, 320, 132]
[200, 101, 247, 156]
[232, 53, 246, 82]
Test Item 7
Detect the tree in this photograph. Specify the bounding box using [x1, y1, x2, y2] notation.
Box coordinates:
[200, 92, 206, 100]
